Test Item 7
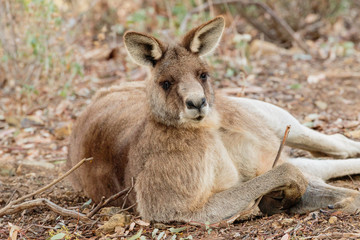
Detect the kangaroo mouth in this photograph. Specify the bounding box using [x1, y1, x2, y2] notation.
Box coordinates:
[195, 116, 204, 121]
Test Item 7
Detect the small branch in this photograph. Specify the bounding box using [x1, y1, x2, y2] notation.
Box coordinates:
[120, 202, 137, 213]
[5, 189, 19, 205]
[180, 0, 313, 56]
[87, 196, 107, 218]
[1, 198, 92, 223]
[121, 177, 134, 209]
[0, 157, 93, 215]
[87, 187, 130, 218]
[272, 125, 291, 168]
[87, 178, 135, 218]
[324, 71, 360, 80]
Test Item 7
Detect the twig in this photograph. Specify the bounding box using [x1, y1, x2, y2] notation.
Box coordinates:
[272, 125, 291, 168]
[121, 177, 134, 209]
[120, 202, 137, 213]
[5, 189, 19, 205]
[87, 196, 106, 218]
[4, 0, 18, 57]
[87, 182, 134, 218]
[0, 157, 93, 215]
[0, 198, 92, 223]
[180, 0, 313, 56]
[324, 71, 360, 79]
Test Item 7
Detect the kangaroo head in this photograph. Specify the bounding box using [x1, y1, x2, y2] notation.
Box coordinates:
[124, 16, 225, 127]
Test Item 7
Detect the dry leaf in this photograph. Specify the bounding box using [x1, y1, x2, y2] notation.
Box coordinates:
[98, 213, 131, 234]
[135, 219, 150, 226]
[329, 216, 338, 224]
[307, 73, 326, 84]
[53, 122, 72, 140]
[5, 116, 20, 128]
[250, 39, 289, 56]
[346, 129, 360, 139]
[280, 233, 290, 240]
[21, 116, 44, 128]
[8, 223, 20, 240]
[129, 222, 135, 231]
[315, 101, 327, 110]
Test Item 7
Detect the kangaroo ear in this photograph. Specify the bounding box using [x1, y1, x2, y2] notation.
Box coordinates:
[182, 16, 225, 56]
[124, 32, 166, 67]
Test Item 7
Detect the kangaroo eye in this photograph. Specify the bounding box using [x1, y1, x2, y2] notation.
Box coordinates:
[200, 73, 208, 82]
[160, 81, 171, 91]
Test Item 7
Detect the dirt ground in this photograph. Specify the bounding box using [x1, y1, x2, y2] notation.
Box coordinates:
[1, 44, 360, 239]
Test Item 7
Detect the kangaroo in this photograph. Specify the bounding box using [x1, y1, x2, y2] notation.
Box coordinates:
[67, 16, 360, 224]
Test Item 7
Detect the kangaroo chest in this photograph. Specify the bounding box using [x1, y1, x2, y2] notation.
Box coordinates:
[209, 132, 240, 193]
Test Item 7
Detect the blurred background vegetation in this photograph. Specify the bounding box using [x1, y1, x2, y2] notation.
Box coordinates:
[0, 0, 359, 109]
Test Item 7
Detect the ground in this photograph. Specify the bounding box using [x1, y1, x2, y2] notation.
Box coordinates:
[1, 34, 360, 240]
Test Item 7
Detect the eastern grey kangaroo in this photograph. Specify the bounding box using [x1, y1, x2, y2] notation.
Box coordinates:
[67, 16, 360, 224]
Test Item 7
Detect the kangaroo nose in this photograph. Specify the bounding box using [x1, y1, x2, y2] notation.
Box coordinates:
[186, 98, 207, 110]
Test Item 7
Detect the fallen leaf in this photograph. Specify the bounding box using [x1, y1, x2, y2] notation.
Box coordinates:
[329, 216, 338, 224]
[99, 206, 123, 221]
[115, 226, 125, 235]
[304, 113, 320, 122]
[5, 116, 20, 128]
[55, 100, 71, 116]
[135, 219, 150, 226]
[50, 232, 66, 240]
[8, 223, 20, 240]
[281, 218, 295, 226]
[281, 233, 290, 240]
[129, 222, 135, 231]
[169, 226, 187, 233]
[0, 128, 16, 138]
[21, 160, 55, 169]
[315, 101, 327, 110]
[250, 39, 289, 56]
[153, 223, 168, 230]
[307, 73, 326, 84]
[128, 228, 143, 240]
[98, 213, 131, 234]
[21, 116, 44, 128]
[53, 122, 72, 140]
[345, 129, 360, 139]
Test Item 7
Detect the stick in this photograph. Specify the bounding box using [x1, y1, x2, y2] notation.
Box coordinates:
[87, 178, 135, 218]
[86, 196, 105, 218]
[0, 157, 93, 215]
[180, 0, 313, 56]
[0, 198, 92, 223]
[121, 178, 134, 209]
[87, 187, 130, 218]
[272, 125, 291, 168]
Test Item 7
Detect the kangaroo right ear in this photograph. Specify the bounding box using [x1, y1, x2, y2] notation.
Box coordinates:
[182, 16, 225, 56]
[124, 32, 166, 67]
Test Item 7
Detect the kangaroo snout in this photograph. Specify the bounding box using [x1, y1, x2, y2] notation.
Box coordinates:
[186, 97, 207, 111]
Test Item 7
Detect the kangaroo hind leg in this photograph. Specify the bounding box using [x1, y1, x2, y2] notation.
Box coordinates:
[231, 97, 360, 158]
[289, 179, 360, 214]
[288, 157, 360, 181]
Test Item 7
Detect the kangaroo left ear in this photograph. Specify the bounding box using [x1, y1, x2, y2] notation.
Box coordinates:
[182, 16, 225, 56]
[124, 31, 166, 67]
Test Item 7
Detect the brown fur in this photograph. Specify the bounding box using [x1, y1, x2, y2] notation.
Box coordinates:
[67, 17, 308, 223]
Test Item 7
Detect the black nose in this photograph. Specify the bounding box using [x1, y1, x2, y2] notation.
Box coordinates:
[186, 98, 207, 110]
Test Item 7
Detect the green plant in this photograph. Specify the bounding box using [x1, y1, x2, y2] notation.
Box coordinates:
[48, 225, 79, 240]
[0, 0, 83, 99]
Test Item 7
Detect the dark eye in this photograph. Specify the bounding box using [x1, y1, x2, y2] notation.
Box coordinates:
[200, 73, 208, 82]
[160, 81, 171, 91]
